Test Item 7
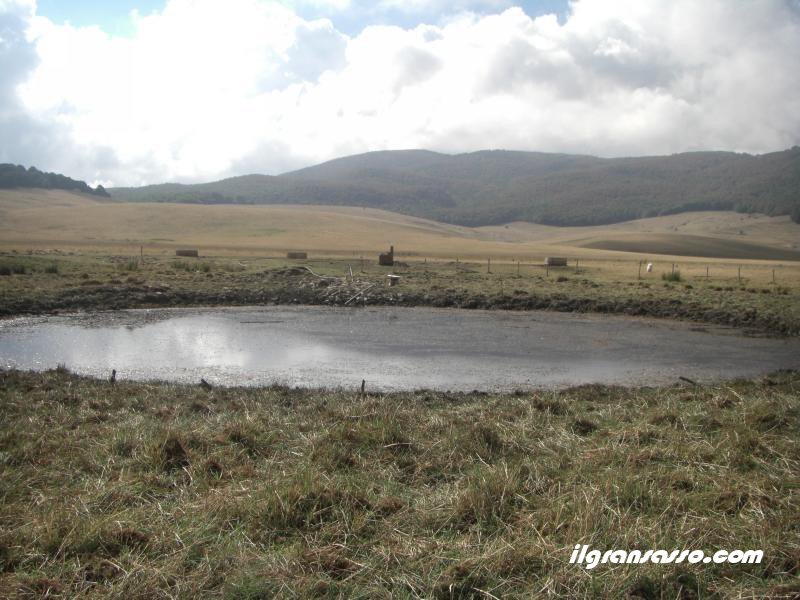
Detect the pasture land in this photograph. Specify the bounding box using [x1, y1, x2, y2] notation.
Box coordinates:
[1, 191, 799, 599]
[1, 189, 799, 261]
[0, 368, 798, 598]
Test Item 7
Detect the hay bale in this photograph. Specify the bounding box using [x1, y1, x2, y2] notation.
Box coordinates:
[286, 251, 308, 259]
[175, 249, 199, 257]
[545, 256, 567, 267]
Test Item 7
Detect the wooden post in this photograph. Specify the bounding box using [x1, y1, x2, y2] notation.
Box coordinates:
[575, 259, 579, 274]
[546, 262, 549, 277]
[638, 261, 642, 279]
[360, 379, 365, 395]
[517, 261, 520, 276]
[738, 265, 741, 283]
[772, 269, 776, 284]
[140, 246, 143, 262]
[706, 265, 709, 278]
[348, 265, 353, 280]
[671, 263, 675, 275]
[487, 258, 491, 274]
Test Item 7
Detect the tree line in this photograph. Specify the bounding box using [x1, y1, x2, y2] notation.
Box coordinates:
[0, 164, 109, 197]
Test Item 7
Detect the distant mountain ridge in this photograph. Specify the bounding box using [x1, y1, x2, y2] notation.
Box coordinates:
[109, 147, 800, 226]
[0, 164, 109, 197]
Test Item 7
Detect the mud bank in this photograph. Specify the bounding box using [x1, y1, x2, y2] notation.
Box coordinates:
[0, 268, 796, 336]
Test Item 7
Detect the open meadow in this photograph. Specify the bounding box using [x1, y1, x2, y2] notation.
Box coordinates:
[1, 190, 800, 599]
[1, 189, 799, 261]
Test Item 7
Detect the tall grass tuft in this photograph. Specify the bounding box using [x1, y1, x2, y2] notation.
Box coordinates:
[0, 260, 27, 275]
[118, 259, 140, 272]
[662, 270, 682, 282]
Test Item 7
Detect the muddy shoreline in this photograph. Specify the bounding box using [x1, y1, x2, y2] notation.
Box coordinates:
[1, 276, 795, 336]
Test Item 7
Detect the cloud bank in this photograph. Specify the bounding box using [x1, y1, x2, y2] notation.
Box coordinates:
[1, 0, 799, 185]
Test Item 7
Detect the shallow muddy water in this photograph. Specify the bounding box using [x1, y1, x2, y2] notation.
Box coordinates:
[1, 306, 798, 391]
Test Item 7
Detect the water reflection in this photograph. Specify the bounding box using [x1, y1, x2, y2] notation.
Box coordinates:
[0, 306, 798, 391]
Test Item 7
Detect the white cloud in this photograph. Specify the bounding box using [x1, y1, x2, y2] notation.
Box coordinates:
[2, 0, 799, 185]
[292, 0, 352, 10]
[374, 0, 512, 13]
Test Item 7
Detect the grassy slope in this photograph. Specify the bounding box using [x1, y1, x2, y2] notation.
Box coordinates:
[0, 369, 798, 598]
[1, 190, 799, 261]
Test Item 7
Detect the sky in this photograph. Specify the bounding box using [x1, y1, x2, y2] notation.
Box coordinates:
[1, 0, 799, 187]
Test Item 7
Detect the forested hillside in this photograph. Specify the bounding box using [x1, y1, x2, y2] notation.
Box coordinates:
[103, 146, 800, 226]
[0, 164, 109, 197]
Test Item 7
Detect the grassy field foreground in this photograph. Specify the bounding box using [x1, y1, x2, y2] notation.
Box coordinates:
[0, 369, 798, 598]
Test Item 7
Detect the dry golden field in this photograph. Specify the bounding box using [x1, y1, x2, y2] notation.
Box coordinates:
[1, 189, 799, 265]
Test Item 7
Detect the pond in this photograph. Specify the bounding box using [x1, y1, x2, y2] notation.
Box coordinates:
[1, 306, 797, 391]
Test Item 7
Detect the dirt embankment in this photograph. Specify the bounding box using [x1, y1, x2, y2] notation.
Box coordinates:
[0, 266, 795, 336]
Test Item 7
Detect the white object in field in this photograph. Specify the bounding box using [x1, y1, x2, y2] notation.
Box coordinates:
[646, 262, 653, 273]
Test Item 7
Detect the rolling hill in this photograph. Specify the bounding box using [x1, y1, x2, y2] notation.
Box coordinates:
[108, 147, 800, 226]
[2, 189, 799, 261]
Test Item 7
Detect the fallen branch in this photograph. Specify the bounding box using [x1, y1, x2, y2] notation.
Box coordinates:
[678, 376, 698, 386]
[344, 283, 376, 305]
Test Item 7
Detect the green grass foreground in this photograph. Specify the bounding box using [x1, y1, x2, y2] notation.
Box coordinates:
[1, 369, 798, 599]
